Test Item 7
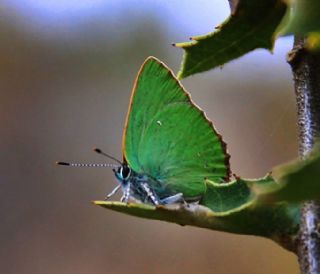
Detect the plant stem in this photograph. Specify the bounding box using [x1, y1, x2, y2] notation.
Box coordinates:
[288, 36, 320, 274]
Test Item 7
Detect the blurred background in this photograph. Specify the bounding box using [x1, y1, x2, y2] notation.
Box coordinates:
[0, 1, 299, 273]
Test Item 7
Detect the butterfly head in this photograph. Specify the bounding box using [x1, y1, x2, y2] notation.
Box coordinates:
[114, 164, 131, 182]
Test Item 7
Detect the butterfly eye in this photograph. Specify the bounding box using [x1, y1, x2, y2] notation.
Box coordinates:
[121, 165, 131, 180]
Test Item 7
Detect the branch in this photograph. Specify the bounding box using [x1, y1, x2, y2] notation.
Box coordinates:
[288, 36, 320, 274]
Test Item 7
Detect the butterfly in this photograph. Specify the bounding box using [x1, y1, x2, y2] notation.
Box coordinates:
[58, 57, 230, 205]
[107, 57, 230, 205]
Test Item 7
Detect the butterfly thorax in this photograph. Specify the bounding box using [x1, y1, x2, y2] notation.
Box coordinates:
[113, 164, 183, 205]
[114, 164, 160, 204]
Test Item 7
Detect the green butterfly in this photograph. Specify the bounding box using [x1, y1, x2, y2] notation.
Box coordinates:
[58, 57, 230, 205]
[109, 57, 230, 205]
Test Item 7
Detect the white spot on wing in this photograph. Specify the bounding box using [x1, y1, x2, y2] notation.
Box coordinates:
[157, 120, 162, 126]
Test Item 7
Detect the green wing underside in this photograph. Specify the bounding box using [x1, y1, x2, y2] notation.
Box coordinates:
[124, 57, 229, 198]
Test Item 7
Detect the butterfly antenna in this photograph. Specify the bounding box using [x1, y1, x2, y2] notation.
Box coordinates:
[93, 147, 122, 164]
[56, 161, 118, 168]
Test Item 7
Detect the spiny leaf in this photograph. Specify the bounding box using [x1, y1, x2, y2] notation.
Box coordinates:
[94, 200, 299, 252]
[270, 148, 320, 203]
[94, 147, 320, 253]
[175, 0, 287, 79]
[199, 148, 320, 207]
[278, 0, 320, 51]
[200, 178, 252, 212]
[280, 0, 320, 36]
[95, 174, 301, 252]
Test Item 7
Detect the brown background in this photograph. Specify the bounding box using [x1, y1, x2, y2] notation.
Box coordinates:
[1, 1, 299, 273]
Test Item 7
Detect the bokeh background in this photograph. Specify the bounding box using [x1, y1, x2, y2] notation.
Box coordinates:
[1, 1, 300, 273]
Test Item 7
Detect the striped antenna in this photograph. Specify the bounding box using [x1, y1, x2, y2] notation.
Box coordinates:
[93, 147, 122, 164]
[56, 161, 119, 168]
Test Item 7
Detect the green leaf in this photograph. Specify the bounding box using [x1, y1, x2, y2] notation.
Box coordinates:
[278, 0, 320, 51]
[93, 146, 320, 252]
[270, 148, 320, 203]
[94, 200, 299, 251]
[200, 179, 252, 212]
[95, 174, 301, 252]
[175, 0, 287, 79]
[280, 0, 320, 36]
[200, 175, 300, 241]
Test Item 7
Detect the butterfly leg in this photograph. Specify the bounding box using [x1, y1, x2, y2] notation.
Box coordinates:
[160, 193, 184, 205]
[104, 185, 121, 200]
[120, 182, 131, 203]
[141, 183, 160, 206]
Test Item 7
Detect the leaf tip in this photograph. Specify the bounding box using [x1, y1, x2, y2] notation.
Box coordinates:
[173, 41, 194, 48]
[93, 200, 105, 206]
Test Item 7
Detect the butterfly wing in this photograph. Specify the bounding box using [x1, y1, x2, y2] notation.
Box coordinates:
[122, 57, 230, 199]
